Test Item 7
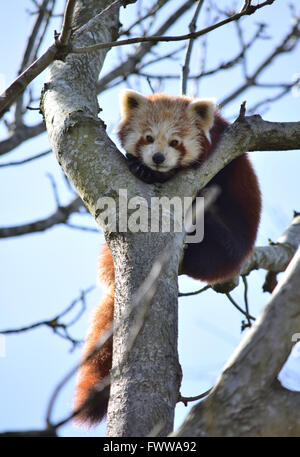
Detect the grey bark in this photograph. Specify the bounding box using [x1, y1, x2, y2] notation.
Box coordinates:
[241, 214, 300, 275]
[174, 249, 300, 437]
[106, 231, 183, 437]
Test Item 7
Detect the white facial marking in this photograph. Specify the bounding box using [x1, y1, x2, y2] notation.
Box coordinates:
[139, 122, 181, 171]
[120, 98, 210, 172]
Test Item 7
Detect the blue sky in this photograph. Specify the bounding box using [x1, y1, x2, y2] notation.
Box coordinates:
[0, 0, 299, 437]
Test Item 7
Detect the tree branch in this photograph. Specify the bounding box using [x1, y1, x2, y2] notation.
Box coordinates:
[181, 0, 204, 95]
[0, 196, 83, 238]
[71, 0, 275, 55]
[241, 213, 300, 275]
[175, 249, 300, 437]
[14, 0, 54, 126]
[0, 285, 94, 349]
[96, 0, 196, 93]
[220, 16, 300, 107]
[0, 0, 80, 117]
[0, 122, 45, 157]
[0, 149, 51, 167]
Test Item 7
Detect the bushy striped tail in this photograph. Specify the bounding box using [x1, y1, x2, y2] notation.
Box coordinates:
[74, 244, 114, 426]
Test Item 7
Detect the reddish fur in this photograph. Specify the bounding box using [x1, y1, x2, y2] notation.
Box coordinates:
[181, 152, 261, 282]
[226, 155, 261, 243]
[74, 93, 261, 426]
[74, 245, 114, 426]
[177, 142, 188, 165]
[180, 114, 261, 282]
[135, 136, 148, 157]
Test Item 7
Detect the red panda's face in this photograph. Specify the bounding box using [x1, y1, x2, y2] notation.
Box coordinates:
[117, 90, 215, 176]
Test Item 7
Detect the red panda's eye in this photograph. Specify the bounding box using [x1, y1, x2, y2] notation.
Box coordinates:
[169, 140, 178, 148]
[146, 135, 154, 143]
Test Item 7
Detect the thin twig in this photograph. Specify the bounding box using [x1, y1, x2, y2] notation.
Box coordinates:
[242, 275, 252, 329]
[30, 0, 57, 66]
[0, 149, 51, 168]
[0, 285, 95, 348]
[14, 0, 52, 125]
[74, 0, 129, 39]
[247, 82, 298, 114]
[58, 0, 76, 46]
[225, 292, 255, 323]
[179, 388, 213, 406]
[234, 19, 248, 78]
[96, 0, 196, 93]
[138, 22, 269, 81]
[178, 284, 211, 297]
[46, 172, 61, 207]
[65, 223, 99, 233]
[120, 0, 170, 37]
[181, 0, 205, 95]
[219, 17, 300, 107]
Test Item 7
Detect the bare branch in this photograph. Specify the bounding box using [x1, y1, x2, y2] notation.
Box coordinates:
[0, 149, 51, 167]
[0, 285, 95, 348]
[14, 0, 54, 125]
[0, 43, 57, 118]
[179, 388, 212, 406]
[220, 17, 300, 107]
[178, 284, 211, 297]
[0, 429, 56, 437]
[247, 80, 299, 114]
[0, 196, 83, 238]
[71, 0, 275, 55]
[58, 0, 76, 46]
[29, 0, 57, 65]
[0, 122, 45, 157]
[0, 0, 79, 117]
[64, 222, 99, 233]
[241, 213, 300, 276]
[225, 292, 255, 323]
[175, 249, 300, 437]
[97, 0, 197, 93]
[241, 276, 251, 329]
[181, 0, 205, 95]
[73, 0, 135, 39]
[120, 0, 170, 36]
[18, 0, 53, 74]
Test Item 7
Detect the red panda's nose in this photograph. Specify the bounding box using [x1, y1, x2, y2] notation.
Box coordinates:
[152, 152, 165, 164]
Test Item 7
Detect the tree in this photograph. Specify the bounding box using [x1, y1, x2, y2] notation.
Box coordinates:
[0, 0, 300, 437]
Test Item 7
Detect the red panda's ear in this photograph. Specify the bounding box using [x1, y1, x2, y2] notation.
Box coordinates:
[188, 98, 216, 138]
[120, 89, 149, 119]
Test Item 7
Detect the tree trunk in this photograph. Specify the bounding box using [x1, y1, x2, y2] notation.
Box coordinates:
[106, 231, 183, 437]
[41, 0, 183, 437]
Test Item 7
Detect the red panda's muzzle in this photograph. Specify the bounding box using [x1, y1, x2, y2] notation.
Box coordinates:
[152, 152, 166, 165]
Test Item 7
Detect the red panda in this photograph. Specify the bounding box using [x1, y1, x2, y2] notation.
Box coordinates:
[74, 90, 261, 426]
